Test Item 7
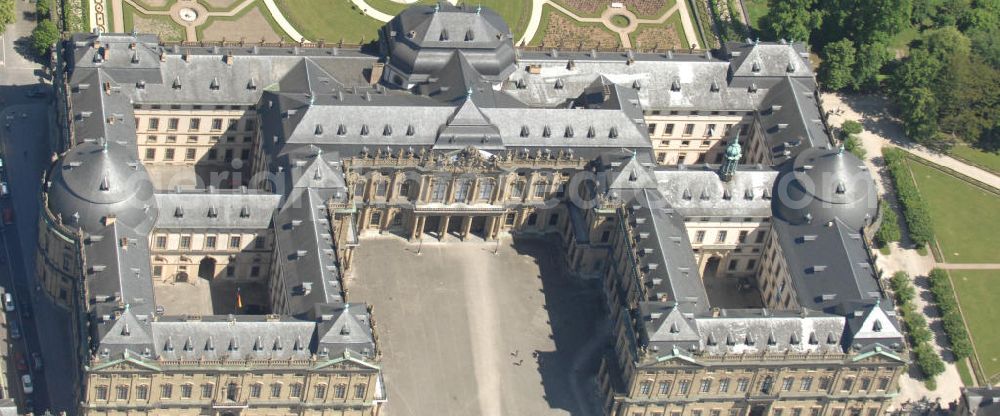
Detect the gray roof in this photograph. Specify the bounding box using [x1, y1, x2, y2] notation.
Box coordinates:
[509, 52, 762, 110]
[316, 303, 377, 358]
[693, 309, 846, 355]
[273, 188, 344, 316]
[47, 141, 158, 234]
[383, 3, 516, 84]
[725, 40, 814, 84]
[774, 147, 877, 230]
[756, 77, 829, 164]
[153, 192, 281, 230]
[151, 316, 315, 361]
[654, 166, 777, 217]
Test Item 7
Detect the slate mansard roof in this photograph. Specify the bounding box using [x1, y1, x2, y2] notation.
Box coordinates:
[53, 11, 901, 366]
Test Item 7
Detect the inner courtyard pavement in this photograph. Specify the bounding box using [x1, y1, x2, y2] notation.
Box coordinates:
[351, 236, 606, 416]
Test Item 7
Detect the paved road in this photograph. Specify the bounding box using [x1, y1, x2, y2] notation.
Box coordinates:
[1, 1, 79, 414]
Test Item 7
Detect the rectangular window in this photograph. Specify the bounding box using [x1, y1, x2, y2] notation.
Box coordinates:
[145, 148, 156, 160]
[211, 118, 223, 130]
[164, 149, 175, 161]
[334, 384, 346, 398]
[206, 236, 217, 249]
[683, 124, 695, 136]
[254, 236, 265, 249]
[716, 230, 727, 243]
[189, 118, 200, 131]
[700, 379, 712, 393]
[186, 136, 198, 144]
[639, 381, 652, 395]
[250, 266, 260, 277]
[161, 384, 173, 399]
[181, 384, 192, 398]
[678, 380, 690, 394]
[202, 384, 213, 398]
[454, 180, 470, 201]
[148, 118, 160, 130]
[207, 149, 217, 160]
[271, 383, 281, 398]
[185, 148, 196, 161]
[146, 135, 157, 143]
[706, 123, 716, 136]
[167, 118, 179, 131]
[228, 119, 238, 131]
[860, 378, 871, 390]
[290, 383, 302, 398]
[137, 385, 148, 400]
[240, 149, 250, 161]
[658, 381, 671, 395]
[511, 182, 525, 198]
[165, 135, 177, 143]
[647, 124, 657, 134]
[842, 378, 854, 391]
[782, 377, 794, 391]
[737, 378, 749, 392]
[738, 230, 749, 243]
[478, 181, 494, 200]
[695, 230, 706, 243]
[375, 181, 388, 197]
[878, 377, 890, 390]
[354, 384, 366, 399]
[230, 236, 242, 248]
[245, 119, 256, 131]
[534, 182, 547, 198]
[153, 266, 162, 277]
[728, 260, 738, 271]
[250, 384, 261, 398]
[718, 378, 729, 393]
[665, 124, 675, 135]
[180, 236, 191, 249]
[800, 377, 813, 391]
[755, 231, 767, 243]
[746, 259, 757, 270]
[155, 235, 167, 249]
[96, 385, 108, 400]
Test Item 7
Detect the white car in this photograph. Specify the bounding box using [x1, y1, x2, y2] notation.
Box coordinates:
[3, 292, 13, 312]
[0, 182, 8, 197]
[21, 374, 32, 394]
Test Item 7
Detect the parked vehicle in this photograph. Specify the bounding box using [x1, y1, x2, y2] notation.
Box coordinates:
[9, 320, 20, 339]
[14, 352, 27, 372]
[3, 292, 14, 311]
[0, 182, 8, 197]
[0, 156, 4, 169]
[21, 374, 32, 394]
[30, 352, 42, 371]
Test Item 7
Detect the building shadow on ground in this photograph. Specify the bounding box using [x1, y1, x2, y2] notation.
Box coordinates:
[510, 235, 609, 416]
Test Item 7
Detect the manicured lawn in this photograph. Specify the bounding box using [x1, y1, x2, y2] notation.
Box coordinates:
[275, 0, 384, 44]
[743, 0, 768, 30]
[277, 0, 530, 45]
[907, 158, 1000, 263]
[950, 143, 1000, 176]
[950, 269, 1000, 382]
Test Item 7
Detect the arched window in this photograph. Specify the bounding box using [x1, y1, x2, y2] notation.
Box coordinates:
[334, 384, 346, 399]
[290, 383, 303, 398]
[354, 383, 367, 399]
[136, 385, 149, 400]
[270, 382, 282, 398]
[249, 382, 262, 398]
[115, 385, 129, 400]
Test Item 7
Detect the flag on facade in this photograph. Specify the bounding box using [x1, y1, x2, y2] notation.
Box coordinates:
[236, 287, 243, 309]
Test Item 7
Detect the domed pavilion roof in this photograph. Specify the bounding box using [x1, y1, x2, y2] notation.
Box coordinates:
[46, 141, 158, 234]
[774, 146, 876, 230]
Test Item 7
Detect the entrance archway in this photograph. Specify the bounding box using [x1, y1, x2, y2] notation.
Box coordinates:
[175, 271, 189, 283]
[198, 257, 217, 280]
[703, 256, 721, 279]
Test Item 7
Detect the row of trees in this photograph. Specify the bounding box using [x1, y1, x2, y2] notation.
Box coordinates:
[928, 269, 975, 360]
[889, 271, 946, 387]
[882, 148, 935, 248]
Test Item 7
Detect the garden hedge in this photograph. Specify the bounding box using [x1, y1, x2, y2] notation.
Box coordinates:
[882, 148, 934, 248]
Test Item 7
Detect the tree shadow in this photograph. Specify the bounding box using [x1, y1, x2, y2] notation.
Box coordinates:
[510, 236, 608, 416]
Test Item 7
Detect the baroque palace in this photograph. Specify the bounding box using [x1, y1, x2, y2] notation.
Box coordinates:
[39, 3, 907, 416]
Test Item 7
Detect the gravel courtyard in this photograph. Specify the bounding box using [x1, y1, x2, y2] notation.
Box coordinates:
[350, 236, 607, 416]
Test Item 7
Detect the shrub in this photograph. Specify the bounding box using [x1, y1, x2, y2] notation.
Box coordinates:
[882, 148, 935, 248]
[842, 120, 863, 136]
[844, 135, 867, 159]
[915, 343, 945, 377]
[36, 0, 51, 19]
[31, 19, 58, 56]
[876, 205, 901, 247]
[890, 271, 914, 303]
